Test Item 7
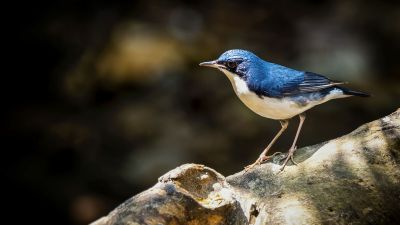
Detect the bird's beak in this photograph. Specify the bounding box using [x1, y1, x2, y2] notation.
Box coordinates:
[199, 60, 218, 68]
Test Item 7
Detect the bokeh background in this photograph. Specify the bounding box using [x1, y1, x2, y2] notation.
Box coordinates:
[7, 0, 399, 224]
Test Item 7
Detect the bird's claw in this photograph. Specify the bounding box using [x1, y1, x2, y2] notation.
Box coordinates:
[244, 159, 261, 172]
[290, 153, 298, 165]
[244, 152, 281, 172]
[279, 146, 298, 171]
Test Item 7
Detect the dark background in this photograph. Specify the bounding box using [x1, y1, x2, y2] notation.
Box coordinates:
[6, 0, 399, 224]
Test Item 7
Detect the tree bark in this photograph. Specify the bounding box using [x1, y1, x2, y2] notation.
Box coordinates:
[91, 109, 400, 225]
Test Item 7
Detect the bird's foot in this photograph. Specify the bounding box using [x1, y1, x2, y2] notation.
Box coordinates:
[244, 152, 283, 172]
[280, 146, 298, 171]
[244, 159, 261, 172]
[290, 151, 298, 165]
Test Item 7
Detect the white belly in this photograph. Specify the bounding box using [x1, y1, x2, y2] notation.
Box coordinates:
[222, 71, 346, 120]
[238, 92, 307, 120]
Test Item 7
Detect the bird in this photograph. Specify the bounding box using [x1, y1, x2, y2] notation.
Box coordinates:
[199, 49, 369, 171]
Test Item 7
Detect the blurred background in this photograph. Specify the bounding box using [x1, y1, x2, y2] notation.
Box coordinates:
[6, 0, 399, 224]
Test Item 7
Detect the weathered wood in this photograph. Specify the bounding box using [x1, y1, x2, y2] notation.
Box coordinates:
[92, 109, 400, 225]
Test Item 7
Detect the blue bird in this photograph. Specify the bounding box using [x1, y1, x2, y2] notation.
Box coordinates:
[199, 49, 369, 171]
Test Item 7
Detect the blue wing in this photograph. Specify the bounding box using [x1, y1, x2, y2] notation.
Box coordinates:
[280, 71, 344, 96]
[247, 62, 344, 97]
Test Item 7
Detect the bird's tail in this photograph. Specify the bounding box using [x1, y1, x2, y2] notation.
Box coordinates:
[339, 87, 370, 97]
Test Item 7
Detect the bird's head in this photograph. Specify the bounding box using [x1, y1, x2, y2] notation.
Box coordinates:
[199, 49, 261, 79]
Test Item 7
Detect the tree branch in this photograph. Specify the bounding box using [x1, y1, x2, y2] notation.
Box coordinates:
[91, 109, 400, 225]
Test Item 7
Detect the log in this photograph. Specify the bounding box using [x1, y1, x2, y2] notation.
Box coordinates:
[91, 109, 400, 225]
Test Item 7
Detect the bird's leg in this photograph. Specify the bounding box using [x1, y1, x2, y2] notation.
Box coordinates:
[280, 113, 306, 171]
[244, 120, 289, 171]
[259, 120, 290, 162]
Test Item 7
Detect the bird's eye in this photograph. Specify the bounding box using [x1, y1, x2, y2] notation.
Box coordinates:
[227, 61, 237, 69]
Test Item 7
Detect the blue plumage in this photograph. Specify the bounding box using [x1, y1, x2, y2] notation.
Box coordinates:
[199, 49, 369, 171]
[217, 49, 364, 98]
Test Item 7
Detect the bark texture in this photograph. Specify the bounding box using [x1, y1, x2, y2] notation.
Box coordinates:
[92, 109, 400, 225]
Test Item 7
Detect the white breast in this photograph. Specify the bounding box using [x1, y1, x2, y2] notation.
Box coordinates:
[233, 80, 307, 120]
[221, 69, 346, 120]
